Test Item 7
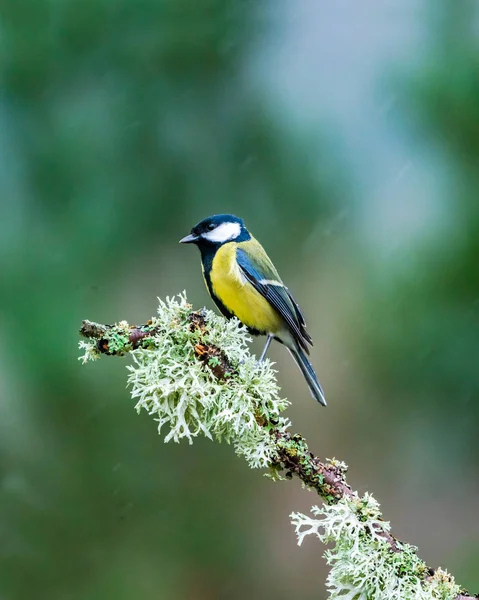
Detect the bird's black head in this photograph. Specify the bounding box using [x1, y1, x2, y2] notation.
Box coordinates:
[179, 214, 251, 248]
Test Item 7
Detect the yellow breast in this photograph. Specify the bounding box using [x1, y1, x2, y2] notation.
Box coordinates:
[210, 243, 282, 333]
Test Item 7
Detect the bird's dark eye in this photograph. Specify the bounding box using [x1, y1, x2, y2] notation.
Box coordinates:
[207, 223, 216, 231]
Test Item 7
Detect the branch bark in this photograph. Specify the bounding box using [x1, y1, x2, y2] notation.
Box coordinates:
[80, 314, 477, 600]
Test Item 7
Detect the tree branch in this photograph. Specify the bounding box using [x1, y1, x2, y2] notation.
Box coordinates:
[79, 310, 477, 600]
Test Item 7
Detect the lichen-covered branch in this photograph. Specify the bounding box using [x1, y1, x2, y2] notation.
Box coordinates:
[79, 294, 476, 600]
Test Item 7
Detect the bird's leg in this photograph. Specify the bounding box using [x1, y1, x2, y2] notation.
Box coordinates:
[258, 334, 273, 363]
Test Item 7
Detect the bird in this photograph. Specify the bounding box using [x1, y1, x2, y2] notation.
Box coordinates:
[179, 214, 326, 406]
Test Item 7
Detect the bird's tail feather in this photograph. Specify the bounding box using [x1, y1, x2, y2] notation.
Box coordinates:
[289, 347, 327, 406]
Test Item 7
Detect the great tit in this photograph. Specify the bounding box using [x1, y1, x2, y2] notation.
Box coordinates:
[180, 214, 326, 406]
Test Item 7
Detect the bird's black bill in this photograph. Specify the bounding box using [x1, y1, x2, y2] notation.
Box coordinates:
[179, 233, 199, 244]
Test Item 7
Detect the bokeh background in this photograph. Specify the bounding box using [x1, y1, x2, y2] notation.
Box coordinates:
[1, 0, 478, 598]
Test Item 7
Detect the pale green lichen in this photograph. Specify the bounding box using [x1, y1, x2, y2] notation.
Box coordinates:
[78, 340, 100, 364]
[79, 293, 467, 600]
[125, 293, 290, 468]
[291, 495, 462, 600]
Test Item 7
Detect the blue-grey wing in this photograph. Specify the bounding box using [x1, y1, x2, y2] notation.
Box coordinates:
[236, 245, 312, 353]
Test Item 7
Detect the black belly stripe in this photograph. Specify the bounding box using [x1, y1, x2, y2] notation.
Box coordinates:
[200, 246, 235, 320]
[199, 245, 262, 335]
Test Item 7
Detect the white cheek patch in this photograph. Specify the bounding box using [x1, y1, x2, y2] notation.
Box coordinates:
[203, 221, 241, 243]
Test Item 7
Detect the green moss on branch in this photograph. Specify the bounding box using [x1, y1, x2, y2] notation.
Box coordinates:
[79, 293, 475, 600]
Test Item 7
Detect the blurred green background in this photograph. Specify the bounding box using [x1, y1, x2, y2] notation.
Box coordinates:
[1, 0, 478, 598]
